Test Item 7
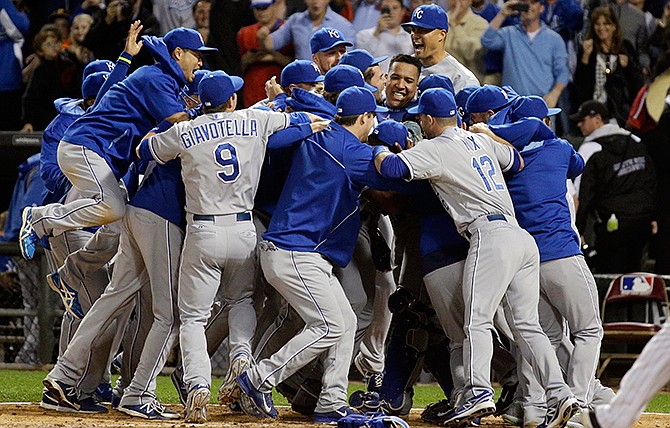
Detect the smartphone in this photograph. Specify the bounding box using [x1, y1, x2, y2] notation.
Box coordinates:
[510, 3, 530, 12]
[381, 6, 391, 15]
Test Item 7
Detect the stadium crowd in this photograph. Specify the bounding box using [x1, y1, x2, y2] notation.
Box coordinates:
[2, 0, 670, 428]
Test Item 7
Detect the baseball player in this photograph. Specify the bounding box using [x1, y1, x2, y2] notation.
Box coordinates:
[374, 88, 578, 427]
[488, 98, 606, 423]
[42, 23, 144, 321]
[137, 70, 325, 423]
[235, 87, 416, 424]
[19, 28, 215, 262]
[582, 317, 670, 428]
[42, 156, 185, 420]
[402, 5, 480, 90]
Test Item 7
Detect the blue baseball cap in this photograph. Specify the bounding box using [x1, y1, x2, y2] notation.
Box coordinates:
[310, 27, 353, 54]
[324, 64, 378, 93]
[250, 0, 275, 8]
[466, 85, 515, 114]
[164, 28, 218, 53]
[402, 5, 449, 32]
[83, 59, 114, 78]
[198, 71, 244, 107]
[372, 120, 409, 149]
[455, 85, 478, 124]
[81, 71, 109, 100]
[510, 95, 562, 122]
[418, 74, 455, 95]
[339, 49, 388, 72]
[408, 88, 457, 117]
[281, 60, 325, 86]
[184, 70, 209, 95]
[336, 87, 388, 116]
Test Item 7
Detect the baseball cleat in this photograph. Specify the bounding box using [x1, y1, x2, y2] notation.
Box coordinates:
[421, 399, 454, 424]
[236, 371, 278, 419]
[313, 406, 358, 424]
[118, 401, 180, 420]
[93, 382, 113, 404]
[43, 377, 80, 410]
[353, 353, 383, 392]
[184, 384, 210, 423]
[495, 382, 518, 415]
[581, 408, 601, 428]
[171, 368, 188, 406]
[40, 388, 60, 411]
[540, 396, 580, 428]
[443, 390, 496, 427]
[218, 353, 251, 405]
[47, 272, 84, 319]
[349, 390, 381, 413]
[19, 207, 39, 260]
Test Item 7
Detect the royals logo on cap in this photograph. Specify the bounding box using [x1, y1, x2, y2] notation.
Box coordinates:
[401, 4, 449, 32]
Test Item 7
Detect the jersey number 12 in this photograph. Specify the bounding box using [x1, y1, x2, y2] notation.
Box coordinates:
[472, 155, 504, 192]
[214, 143, 240, 183]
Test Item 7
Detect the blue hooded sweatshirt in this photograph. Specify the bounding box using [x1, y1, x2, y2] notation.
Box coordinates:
[62, 36, 186, 179]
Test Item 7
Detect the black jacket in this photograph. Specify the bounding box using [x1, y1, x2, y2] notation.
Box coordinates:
[576, 132, 656, 233]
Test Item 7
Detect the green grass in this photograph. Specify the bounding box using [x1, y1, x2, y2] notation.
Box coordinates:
[1, 369, 668, 413]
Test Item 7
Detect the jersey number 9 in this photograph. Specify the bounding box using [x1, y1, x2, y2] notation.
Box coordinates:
[215, 143, 240, 183]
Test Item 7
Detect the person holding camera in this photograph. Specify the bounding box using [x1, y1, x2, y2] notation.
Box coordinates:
[481, 0, 568, 108]
[355, 0, 412, 72]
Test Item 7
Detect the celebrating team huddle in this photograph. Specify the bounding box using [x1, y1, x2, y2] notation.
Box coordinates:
[16, 3, 630, 428]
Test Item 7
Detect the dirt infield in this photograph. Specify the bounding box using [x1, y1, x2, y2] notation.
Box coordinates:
[1, 404, 669, 427]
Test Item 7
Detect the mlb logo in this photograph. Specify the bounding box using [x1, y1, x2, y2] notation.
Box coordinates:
[620, 275, 654, 296]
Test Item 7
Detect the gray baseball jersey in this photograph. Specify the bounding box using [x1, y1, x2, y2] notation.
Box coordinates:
[419, 55, 480, 92]
[398, 127, 516, 233]
[147, 110, 290, 214]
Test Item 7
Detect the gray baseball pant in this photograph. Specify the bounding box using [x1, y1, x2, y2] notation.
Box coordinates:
[45, 229, 118, 393]
[249, 244, 356, 412]
[31, 142, 126, 238]
[49, 207, 182, 400]
[179, 213, 257, 389]
[462, 216, 571, 406]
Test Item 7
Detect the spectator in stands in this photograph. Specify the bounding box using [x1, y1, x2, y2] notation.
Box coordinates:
[48, 8, 70, 42]
[471, 0, 505, 85]
[541, 0, 582, 42]
[481, 0, 568, 108]
[208, 0, 255, 75]
[647, 1, 670, 68]
[83, 0, 160, 60]
[153, 0, 197, 35]
[193, 0, 212, 44]
[445, 0, 488, 82]
[21, 26, 79, 132]
[257, 0, 356, 60]
[238, 0, 293, 106]
[573, 100, 657, 274]
[591, 0, 650, 72]
[352, 0, 381, 33]
[355, 0, 412, 72]
[63, 14, 95, 76]
[72, 0, 105, 23]
[0, 0, 29, 131]
[573, 7, 644, 126]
